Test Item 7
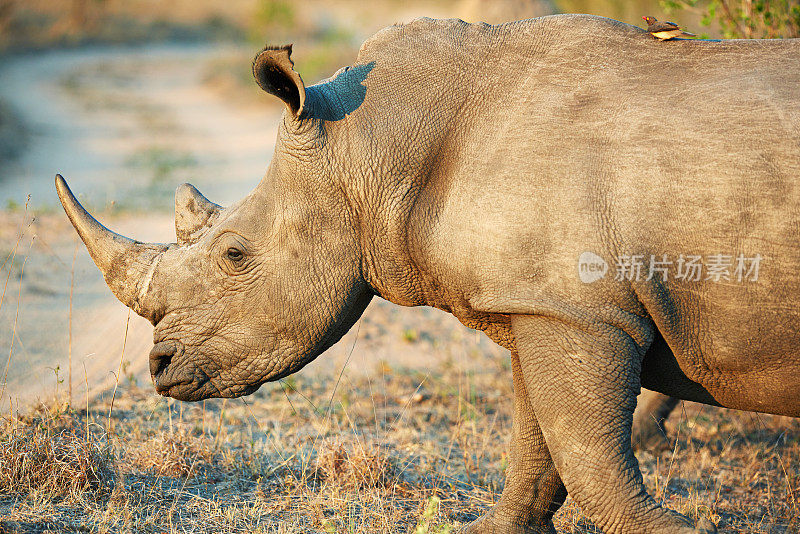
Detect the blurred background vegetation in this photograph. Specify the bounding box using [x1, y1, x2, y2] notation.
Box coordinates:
[0, 0, 796, 171]
[1, 0, 796, 53]
[0, 0, 797, 91]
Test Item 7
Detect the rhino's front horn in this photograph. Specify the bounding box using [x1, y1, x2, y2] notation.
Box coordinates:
[174, 183, 222, 246]
[55, 174, 168, 321]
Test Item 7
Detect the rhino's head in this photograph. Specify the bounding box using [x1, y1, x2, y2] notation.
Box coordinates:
[56, 46, 374, 401]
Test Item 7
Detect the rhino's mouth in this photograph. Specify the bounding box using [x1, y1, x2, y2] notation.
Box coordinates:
[149, 340, 213, 401]
[148, 340, 260, 401]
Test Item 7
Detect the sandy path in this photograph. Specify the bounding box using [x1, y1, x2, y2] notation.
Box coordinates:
[0, 43, 279, 408]
[0, 43, 505, 410]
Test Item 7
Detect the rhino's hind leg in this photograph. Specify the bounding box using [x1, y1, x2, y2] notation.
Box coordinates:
[511, 315, 717, 534]
[632, 390, 680, 451]
[460, 350, 567, 534]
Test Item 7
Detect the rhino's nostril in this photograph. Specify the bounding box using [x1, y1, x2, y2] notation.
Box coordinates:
[149, 341, 178, 378]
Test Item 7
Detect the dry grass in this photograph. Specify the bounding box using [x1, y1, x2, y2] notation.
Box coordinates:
[129, 430, 219, 478]
[0, 358, 797, 533]
[0, 403, 114, 499]
[314, 439, 398, 491]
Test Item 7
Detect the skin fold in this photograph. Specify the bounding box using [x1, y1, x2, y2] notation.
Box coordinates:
[57, 15, 799, 534]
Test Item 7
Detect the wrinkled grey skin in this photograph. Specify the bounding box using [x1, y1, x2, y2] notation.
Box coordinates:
[57, 15, 800, 534]
[468, 0, 683, 455]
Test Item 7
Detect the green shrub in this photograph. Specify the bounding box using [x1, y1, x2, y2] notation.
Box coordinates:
[661, 0, 800, 38]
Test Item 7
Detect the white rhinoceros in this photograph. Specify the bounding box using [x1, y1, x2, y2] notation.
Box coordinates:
[56, 15, 800, 534]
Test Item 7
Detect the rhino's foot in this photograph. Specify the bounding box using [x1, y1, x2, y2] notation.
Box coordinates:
[694, 517, 718, 533]
[458, 511, 556, 534]
[458, 510, 716, 534]
[663, 516, 718, 534]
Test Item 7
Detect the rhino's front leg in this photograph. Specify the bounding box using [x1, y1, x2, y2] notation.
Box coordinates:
[461, 350, 567, 534]
[511, 315, 717, 534]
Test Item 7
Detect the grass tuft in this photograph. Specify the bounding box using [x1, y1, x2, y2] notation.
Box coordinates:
[315, 439, 397, 491]
[0, 403, 114, 500]
[130, 430, 217, 478]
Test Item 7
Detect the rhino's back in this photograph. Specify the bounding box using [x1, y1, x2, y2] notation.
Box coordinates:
[355, 15, 799, 193]
[357, 14, 800, 94]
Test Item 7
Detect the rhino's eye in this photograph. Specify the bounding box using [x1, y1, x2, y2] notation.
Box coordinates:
[226, 247, 244, 262]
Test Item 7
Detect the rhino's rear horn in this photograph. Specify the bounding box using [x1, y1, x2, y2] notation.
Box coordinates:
[55, 174, 167, 321]
[174, 183, 222, 246]
[253, 44, 306, 117]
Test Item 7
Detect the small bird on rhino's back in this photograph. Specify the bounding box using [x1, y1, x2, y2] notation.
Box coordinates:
[643, 16, 696, 40]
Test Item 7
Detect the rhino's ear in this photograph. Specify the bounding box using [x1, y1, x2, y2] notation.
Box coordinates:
[175, 183, 222, 246]
[253, 44, 306, 118]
